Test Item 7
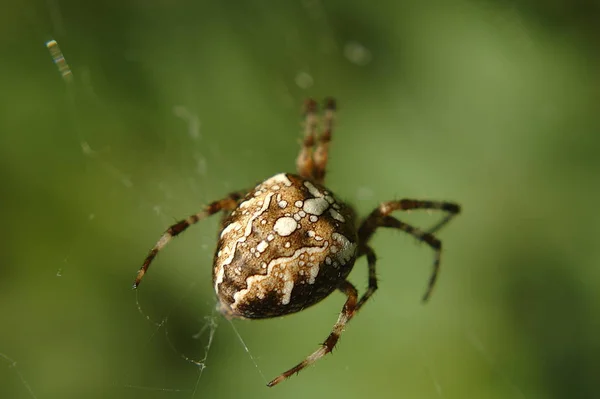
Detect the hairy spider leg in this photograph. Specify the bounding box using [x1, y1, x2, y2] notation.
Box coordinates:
[357, 200, 461, 302]
[295, 98, 318, 179]
[133, 192, 244, 289]
[267, 280, 358, 387]
[425, 212, 459, 235]
[312, 98, 336, 184]
[355, 246, 377, 311]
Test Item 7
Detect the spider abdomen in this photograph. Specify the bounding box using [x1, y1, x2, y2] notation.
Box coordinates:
[213, 173, 358, 319]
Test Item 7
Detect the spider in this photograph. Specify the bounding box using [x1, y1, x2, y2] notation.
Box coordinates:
[133, 98, 460, 387]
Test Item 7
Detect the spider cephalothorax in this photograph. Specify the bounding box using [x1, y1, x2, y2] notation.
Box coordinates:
[134, 98, 460, 387]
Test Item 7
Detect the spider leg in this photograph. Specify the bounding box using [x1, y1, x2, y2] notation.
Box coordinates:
[356, 246, 378, 311]
[358, 199, 460, 302]
[133, 191, 244, 289]
[312, 98, 336, 184]
[359, 199, 460, 244]
[296, 98, 318, 178]
[425, 212, 456, 235]
[267, 280, 358, 387]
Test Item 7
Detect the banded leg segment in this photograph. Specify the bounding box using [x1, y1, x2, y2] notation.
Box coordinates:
[296, 99, 318, 178]
[357, 199, 460, 302]
[312, 98, 336, 184]
[426, 213, 458, 235]
[133, 192, 244, 289]
[381, 216, 442, 301]
[356, 246, 378, 311]
[358, 199, 460, 244]
[267, 280, 358, 387]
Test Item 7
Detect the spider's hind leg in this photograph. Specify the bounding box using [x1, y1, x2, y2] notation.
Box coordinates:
[357, 199, 460, 302]
[267, 280, 358, 387]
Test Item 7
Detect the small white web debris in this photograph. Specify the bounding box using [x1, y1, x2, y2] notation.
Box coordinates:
[56, 253, 71, 278]
[228, 319, 268, 384]
[464, 328, 527, 399]
[80, 141, 94, 156]
[173, 105, 201, 140]
[46, 39, 73, 82]
[0, 352, 38, 399]
[80, 141, 133, 188]
[120, 176, 133, 188]
[79, 66, 99, 99]
[426, 365, 445, 398]
[193, 153, 208, 175]
[133, 286, 219, 396]
[344, 41, 373, 66]
[295, 71, 314, 89]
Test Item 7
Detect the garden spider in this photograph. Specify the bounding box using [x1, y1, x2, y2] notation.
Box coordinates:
[133, 98, 460, 387]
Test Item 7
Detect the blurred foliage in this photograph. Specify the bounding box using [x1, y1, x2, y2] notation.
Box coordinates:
[1, 0, 599, 398]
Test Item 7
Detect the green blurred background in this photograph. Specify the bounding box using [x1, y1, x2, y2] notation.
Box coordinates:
[1, 0, 599, 398]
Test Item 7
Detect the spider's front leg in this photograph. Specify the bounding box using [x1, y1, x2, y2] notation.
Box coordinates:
[312, 98, 336, 184]
[358, 199, 461, 301]
[295, 98, 337, 185]
[133, 191, 244, 288]
[296, 99, 318, 179]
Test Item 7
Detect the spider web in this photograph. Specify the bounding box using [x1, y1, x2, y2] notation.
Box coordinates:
[4, 0, 598, 398]
[20, 7, 282, 397]
[33, 2, 379, 396]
